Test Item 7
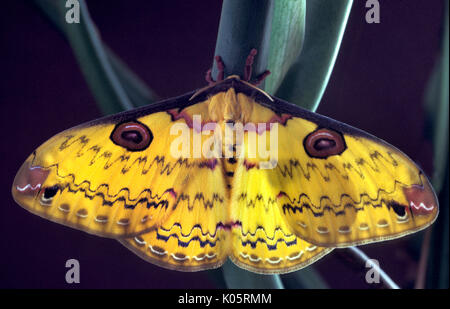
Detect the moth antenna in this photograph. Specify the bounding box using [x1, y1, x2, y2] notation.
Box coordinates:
[215, 55, 225, 82]
[240, 79, 274, 102]
[244, 48, 258, 82]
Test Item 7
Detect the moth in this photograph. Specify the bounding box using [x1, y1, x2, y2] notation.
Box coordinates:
[12, 50, 438, 274]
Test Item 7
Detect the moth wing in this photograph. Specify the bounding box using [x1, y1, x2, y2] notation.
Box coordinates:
[233, 96, 438, 248]
[118, 170, 230, 272]
[230, 162, 332, 273]
[12, 93, 228, 240]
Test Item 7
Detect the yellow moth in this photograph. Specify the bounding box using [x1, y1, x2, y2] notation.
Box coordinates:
[12, 51, 438, 274]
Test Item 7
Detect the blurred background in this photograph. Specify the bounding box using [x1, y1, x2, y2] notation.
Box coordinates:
[0, 0, 447, 288]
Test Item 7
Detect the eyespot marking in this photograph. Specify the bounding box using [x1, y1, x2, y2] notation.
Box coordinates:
[110, 121, 153, 151]
[303, 128, 347, 159]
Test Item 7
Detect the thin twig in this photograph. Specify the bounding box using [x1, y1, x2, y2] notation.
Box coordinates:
[339, 247, 400, 289]
[414, 228, 433, 289]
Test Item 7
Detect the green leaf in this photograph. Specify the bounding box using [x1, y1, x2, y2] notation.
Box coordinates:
[424, 1, 449, 194]
[105, 46, 158, 108]
[58, 0, 133, 114]
[33, 0, 157, 114]
[424, 1, 449, 289]
[275, 0, 353, 112]
[426, 163, 449, 289]
[265, 0, 306, 95]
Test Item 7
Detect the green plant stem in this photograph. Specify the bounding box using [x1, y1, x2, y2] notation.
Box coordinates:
[211, 0, 274, 82]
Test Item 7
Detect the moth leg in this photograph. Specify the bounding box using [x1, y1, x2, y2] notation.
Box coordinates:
[253, 70, 271, 87]
[205, 69, 215, 85]
[244, 48, 257, 82]
[205, 55, 226, 86]
[243, 48, 271, 86]
[215, 55, 225, 82]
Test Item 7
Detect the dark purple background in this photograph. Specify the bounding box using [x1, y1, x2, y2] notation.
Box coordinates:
[0, 0, 444, 288]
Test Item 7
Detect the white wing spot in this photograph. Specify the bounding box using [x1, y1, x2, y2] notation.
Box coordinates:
[316, 226, 329, 234]
[193, 255, 206, 261]
[171, 253, 190, 261]
[58, 205, 70, 213]
[240, 252, 261, 262]
[338, 226, 352, 234]
[306, 245, 317, 252]
[149, 244, 167, 256]
[376, 220, 389, 228]
[410, 201, 434, 212]
[266, 257, 283, 264]
[358, 223, 369, 231]
[206, 253, 217, 259]
[117, 218, 130, 226]
[396, 217, 410, 224]
[286, 251, 304, 261]
[76, 209, 88, 218]
[296, 221, 307, 228]
[95, 216, 108, 223]
[134, 237, 146, 246]
[16, 184, 41, 192]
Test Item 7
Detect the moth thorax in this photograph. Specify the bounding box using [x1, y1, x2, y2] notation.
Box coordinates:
[223, 88, 241, 122]
[208, 88, 253, 123]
